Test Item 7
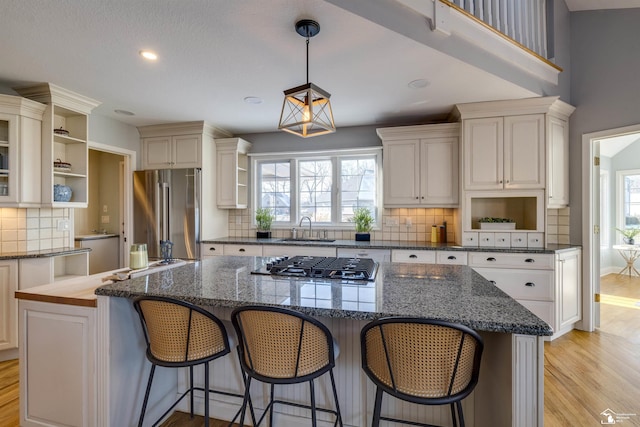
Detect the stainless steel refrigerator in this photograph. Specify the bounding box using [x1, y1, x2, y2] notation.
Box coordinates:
[133, 168, 201, 260]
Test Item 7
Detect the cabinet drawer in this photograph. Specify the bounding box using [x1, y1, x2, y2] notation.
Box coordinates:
[201, 244, 223, 258]
[494, 233, 511, 248]
[478, 232, 495, 247]
[474, 268, 554, 301]
[262, 245, 336, 258]
[337, 248, 390, 262]
[391, 249, 436, 264]
[468, 252, 554, 269]
[223, 244, 263, 256]
[518, 300, 554, 329]
[436, 251, 468, 265]
[510, 233, 528, 248]
[527, 233, 544, 248]
[461, 232, 478, 247]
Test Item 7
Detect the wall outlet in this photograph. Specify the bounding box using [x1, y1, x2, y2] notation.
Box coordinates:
[56, 219, 70, 231]
[405, 217, 412, 227]
[385, 217, 399, 226]
[103, 205, 108, 213]
[101, 215, 110, 224]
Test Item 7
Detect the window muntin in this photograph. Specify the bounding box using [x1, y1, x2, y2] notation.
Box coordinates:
[253, 150, 381, 228]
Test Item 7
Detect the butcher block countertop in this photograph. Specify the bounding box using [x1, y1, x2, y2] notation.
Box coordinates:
[15, 260, 187, 307]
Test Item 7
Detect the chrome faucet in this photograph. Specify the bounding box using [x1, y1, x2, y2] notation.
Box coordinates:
[299, 216, 313, 239]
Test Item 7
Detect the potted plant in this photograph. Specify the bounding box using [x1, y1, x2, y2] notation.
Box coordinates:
[616, 227, 640, 245]
[351, 207, 374, 241]
[255, 207, 274, 239]
[478, 217, 516, 230]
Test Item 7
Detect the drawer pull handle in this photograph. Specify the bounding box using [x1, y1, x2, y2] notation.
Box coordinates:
[490, 280, 496, 285]
[447, 255, 456, 260]
[487, 257, 496, 262]
[239, 248, 246, 252]
[409, 254, 418, 259]
[525, 282, 535, 287]
[210, 247, 216, 251]
[525, 258, 535, 263]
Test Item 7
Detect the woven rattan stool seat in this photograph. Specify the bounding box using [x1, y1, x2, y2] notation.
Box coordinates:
[232, 305, 343, 427]
[134, 296, 251, 427]
[361, 317, 483, 427]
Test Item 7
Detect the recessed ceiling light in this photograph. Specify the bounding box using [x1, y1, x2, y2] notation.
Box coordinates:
[408, 79, 430, 89]
[244, 96, 263, 105]
[139, 50, 158, 61]
[114, 109, 135, 116]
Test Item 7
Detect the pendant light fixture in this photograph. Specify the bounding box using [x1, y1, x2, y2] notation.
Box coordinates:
[278, 19, 336, 138]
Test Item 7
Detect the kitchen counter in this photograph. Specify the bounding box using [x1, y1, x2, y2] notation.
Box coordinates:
[0, 246, 90, 260]
[96, 256, 552, 336]
[203, 236, 580, 254]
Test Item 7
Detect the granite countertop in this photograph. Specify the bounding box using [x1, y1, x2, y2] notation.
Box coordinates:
[203, 236, 580, 254]
[0, 247, 90, 260]
[96, 256, 553, 336]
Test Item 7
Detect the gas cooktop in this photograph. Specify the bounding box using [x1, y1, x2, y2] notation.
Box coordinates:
[252, 256, 378, 281]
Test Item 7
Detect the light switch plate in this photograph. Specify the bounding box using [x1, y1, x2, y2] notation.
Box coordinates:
[101, 215, 110, 224]
[56, 219, 70, 231]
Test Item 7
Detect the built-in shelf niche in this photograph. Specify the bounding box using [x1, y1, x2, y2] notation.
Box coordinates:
[464, 190, 544, 232]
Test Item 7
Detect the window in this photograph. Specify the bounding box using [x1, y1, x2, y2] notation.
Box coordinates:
[616, 169, 640, 242]
[600, 171, 609, 247]
[252, 149, 381, 227]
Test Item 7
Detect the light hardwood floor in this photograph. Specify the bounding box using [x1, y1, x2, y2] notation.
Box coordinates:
[1, 274, 639, 426]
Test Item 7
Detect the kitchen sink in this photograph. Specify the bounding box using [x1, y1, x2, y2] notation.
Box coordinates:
[278, 238, 336, 243]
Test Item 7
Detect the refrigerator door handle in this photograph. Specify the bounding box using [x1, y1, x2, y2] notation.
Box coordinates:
[160, 182, 170, 241]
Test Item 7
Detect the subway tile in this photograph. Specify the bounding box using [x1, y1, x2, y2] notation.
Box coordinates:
[2, 241, 18, 252]
[40, 218, 52, 229]
[2, 230, 17, 241]
[26, 240, 39, 251]
[558, 216, 570, 226]
[26, 208, 39, 218]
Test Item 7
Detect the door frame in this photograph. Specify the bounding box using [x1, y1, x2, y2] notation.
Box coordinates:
[581, 123, 640, 332]
[88, 141, 136, 268]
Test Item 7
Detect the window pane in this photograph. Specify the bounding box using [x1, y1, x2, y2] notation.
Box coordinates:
[299, 160, 332, 222]
[340, 158, 376, 222]
[259, 161, 291, 222]
[624, 175, 640, 227]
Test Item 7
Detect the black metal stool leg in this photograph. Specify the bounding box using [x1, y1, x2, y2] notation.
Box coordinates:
[236, 376, 252, 427]
[329, 369, 343, 427]
[204, 363, 210, 427]
[450, 402, 458, 427]
[309, 379, 317, 427]
[138, 364, 156, 427]
[269, 383, 275, 426]
[189, 365, 194, 418]
[457, 401, 465, 427]
[372, 387, 383, 427]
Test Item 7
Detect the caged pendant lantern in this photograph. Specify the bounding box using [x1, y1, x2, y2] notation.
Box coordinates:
[278, 19, 336, 138]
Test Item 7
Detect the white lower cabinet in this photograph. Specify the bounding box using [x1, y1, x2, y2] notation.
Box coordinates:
[19, 299, 96, 427]
[337, 248, 390, 262]
[201, 243, 223, 258]
[470, 249, 581, 339]
[222, 244, 263, 256]
[263, 245, 336, 258]
[0, 260, 18, 354]
[391, 249, 468, 265]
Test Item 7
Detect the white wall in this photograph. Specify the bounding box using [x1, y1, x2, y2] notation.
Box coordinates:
[88, 114, 140, 167]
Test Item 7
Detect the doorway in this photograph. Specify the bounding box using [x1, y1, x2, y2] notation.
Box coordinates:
[582, 124, 640, 338]
[74, 141, 135, 272]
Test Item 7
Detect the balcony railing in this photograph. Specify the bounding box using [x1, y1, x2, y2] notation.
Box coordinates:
[445, 0, 548, 59]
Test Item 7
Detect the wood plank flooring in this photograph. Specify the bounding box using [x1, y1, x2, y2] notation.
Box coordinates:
[1, 273, 638, 426]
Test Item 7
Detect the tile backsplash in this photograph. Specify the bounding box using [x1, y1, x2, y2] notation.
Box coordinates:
[0, 208, 71, 253]
[546, 207, 570, 244]
[229, 208, 459, 243]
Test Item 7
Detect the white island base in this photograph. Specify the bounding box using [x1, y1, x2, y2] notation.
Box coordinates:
[19, 294, 544, 427]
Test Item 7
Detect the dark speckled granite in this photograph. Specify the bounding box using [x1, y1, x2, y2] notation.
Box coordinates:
[0, 247, 90, 260]
[202, 237, 580, 254]
[96, 256, 552, 336]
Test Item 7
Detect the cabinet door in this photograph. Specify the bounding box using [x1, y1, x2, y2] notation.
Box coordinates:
[383, 139, 421, 206]
[463, 117, 503, 190]
[0, 113, 17, 204]
[142, 136, 172, 169]
[557, 250, 581, 330]
[0, 260, 18, 351]
[172, 135, 201, 168]
[504, 114, 545, 189]
[547, 116, 569, 207]
[421, 137, 458, 205]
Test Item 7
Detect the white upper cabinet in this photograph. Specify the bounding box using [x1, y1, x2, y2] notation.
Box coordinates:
[464, 114, 544, 190]
[215, 138, 252, 209]
[0, 95, 46, 207]
[547, 116, 570, 208]
[141, 132, 201, 169]
[378, 123, 459, 207]
[16, 83, 100, 208]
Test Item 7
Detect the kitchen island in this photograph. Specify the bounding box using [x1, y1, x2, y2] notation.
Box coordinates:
[18, 256, 551, 426]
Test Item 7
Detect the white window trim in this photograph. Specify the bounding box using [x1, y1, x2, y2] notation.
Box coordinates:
[600, 170, 609, 248]
[616, 168, 640, 244]
[250, 148, 383, 230]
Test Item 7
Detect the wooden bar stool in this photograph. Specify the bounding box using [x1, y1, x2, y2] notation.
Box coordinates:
[133, 296, 251, 427]
[360, 317, 483, 427]
[231, 305, 343, 427]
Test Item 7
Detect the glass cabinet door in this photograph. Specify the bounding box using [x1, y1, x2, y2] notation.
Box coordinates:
[0, 117, 9, 197]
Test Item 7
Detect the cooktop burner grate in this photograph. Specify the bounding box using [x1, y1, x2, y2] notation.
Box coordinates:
[252, 256, 378, 281]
